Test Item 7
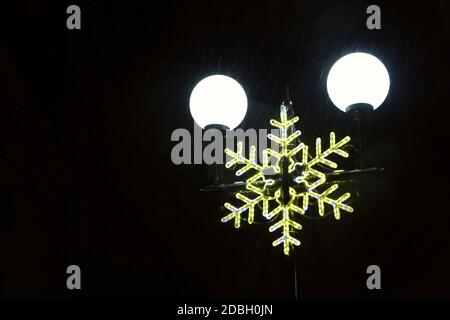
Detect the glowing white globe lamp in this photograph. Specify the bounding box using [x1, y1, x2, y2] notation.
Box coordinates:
[189, 75, 248, 130]
[326, 52, 390, 113]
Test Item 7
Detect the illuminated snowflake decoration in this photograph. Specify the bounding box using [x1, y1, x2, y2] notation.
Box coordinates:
[221, 104, 354, 255]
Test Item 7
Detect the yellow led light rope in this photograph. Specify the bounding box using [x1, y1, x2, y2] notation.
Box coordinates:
[221, 104, 354, 255]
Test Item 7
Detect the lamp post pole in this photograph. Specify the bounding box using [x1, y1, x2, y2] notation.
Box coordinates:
[204, 124, 229, 186]
[281, 95, 301, 301]
[346, 103, 374, 214]
[346, 103, 373, 169]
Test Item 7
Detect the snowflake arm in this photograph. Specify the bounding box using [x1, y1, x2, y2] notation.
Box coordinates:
[307, 132, 350, 169]
[225, 142, 263, 176]
[265, 188, 304, 255]
[222, 146, 273, 227]
[270, 209, 302, 256]
[308, 185, 353, 219]
[293, 132, 353, 219]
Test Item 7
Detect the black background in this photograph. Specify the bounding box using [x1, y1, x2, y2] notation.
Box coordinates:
[0, 0, 449, 299]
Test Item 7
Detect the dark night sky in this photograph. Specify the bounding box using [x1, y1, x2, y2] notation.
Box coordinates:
[0, 0, 449, 299]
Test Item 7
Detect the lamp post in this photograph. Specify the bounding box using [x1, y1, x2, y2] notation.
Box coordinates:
[186, 54, 390, 299]
[189, 74, 248, 131]
[326, 52, 390, 168]
[189, 54, 390, 255]
[189, 74, 248, 184]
